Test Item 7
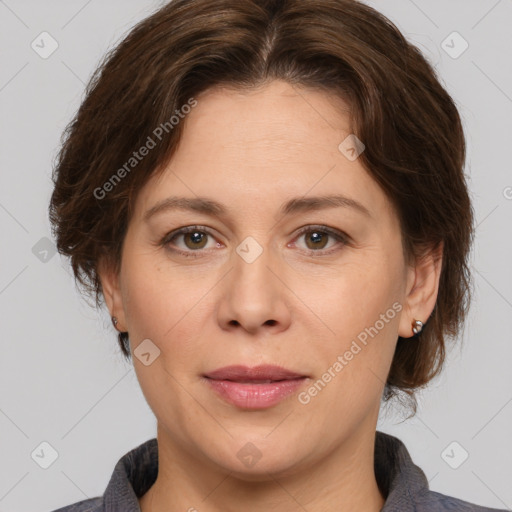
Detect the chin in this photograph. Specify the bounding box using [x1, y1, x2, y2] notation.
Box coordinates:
[205, 440, 309, 482]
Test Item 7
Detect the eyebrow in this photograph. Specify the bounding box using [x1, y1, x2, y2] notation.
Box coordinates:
[143, 194, 372, 222]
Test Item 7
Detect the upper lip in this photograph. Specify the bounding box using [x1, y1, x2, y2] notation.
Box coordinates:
[204, 365, 307, 382]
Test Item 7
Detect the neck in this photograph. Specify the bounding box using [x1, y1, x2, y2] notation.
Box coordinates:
[139, 423, 386, 512]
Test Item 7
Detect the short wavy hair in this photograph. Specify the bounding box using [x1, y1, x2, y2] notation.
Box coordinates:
[49, 0, 474, 416]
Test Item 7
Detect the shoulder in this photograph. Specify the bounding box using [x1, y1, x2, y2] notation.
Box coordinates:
[416, 489, 509, 511]
[374, 431, 507, 512]
[50, 496, 103, 512]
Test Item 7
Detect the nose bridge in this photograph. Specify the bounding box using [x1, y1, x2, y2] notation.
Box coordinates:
[232, 234, 279, 298]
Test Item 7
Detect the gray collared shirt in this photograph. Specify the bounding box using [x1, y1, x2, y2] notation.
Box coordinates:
[51, 431, 508, 511]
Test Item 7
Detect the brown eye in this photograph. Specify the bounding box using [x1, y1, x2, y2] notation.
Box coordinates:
[183, 230, 208, 250]
[292, 225, 348, 255]
[161, 226, 218, 258]
[304, 230, 329, 250]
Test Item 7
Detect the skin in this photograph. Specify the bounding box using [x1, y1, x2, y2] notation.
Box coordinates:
[99, 79, 442, 512]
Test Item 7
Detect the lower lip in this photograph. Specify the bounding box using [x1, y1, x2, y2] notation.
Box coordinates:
[205, 378, 307, 409]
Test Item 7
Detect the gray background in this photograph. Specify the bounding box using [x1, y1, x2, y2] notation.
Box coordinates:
[0, 0, 511, 510]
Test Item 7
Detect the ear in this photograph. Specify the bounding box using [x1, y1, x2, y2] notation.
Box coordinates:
[97, 257, 127, 332]
[398, 241, 443, 339]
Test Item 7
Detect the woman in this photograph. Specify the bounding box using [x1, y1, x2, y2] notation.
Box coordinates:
[49, 0, 508, 510]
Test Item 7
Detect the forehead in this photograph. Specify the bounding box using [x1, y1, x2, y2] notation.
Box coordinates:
[134, 80, 394, 224]
[185, 80, 353, 153]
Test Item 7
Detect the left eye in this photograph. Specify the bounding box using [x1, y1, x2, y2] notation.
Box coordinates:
[292, 226, 347, 253]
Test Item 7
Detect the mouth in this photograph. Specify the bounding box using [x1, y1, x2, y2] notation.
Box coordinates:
[202, 365, 309, 409]
[205, 377, 305, 383]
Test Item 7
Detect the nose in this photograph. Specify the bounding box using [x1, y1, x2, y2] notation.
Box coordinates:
[216, 241, 292, 336]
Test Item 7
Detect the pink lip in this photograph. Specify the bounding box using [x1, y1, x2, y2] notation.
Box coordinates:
[204, 364, 306, 381]
[203, 365, 308, 409]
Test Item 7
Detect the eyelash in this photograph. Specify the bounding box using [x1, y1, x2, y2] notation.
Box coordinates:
[159, 225, 349, 259]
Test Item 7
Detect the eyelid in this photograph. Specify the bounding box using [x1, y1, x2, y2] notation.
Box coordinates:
[293, 224, 348, 241]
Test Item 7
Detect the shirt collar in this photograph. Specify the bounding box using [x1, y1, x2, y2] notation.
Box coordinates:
[102, 430, 429, 511]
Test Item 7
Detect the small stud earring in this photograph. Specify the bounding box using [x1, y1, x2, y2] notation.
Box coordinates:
[111, 316, 119, 330]
[412, 319, 423, 335]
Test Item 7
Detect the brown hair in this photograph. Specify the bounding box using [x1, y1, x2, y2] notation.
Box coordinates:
[49, 0, 474, 415]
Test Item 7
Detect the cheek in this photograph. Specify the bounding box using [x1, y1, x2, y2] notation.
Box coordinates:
[120, 256, 211, 359]
[303, 260, 403, 400]
[309, 259, 402, 344]
[121, 264, 166, 337]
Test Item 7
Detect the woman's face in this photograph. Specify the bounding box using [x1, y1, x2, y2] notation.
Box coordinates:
[101, 80, 438, 479]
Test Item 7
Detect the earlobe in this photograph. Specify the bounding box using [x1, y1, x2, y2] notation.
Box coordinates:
[97, 257, 127, 331]
[398, 242, 443, 338]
